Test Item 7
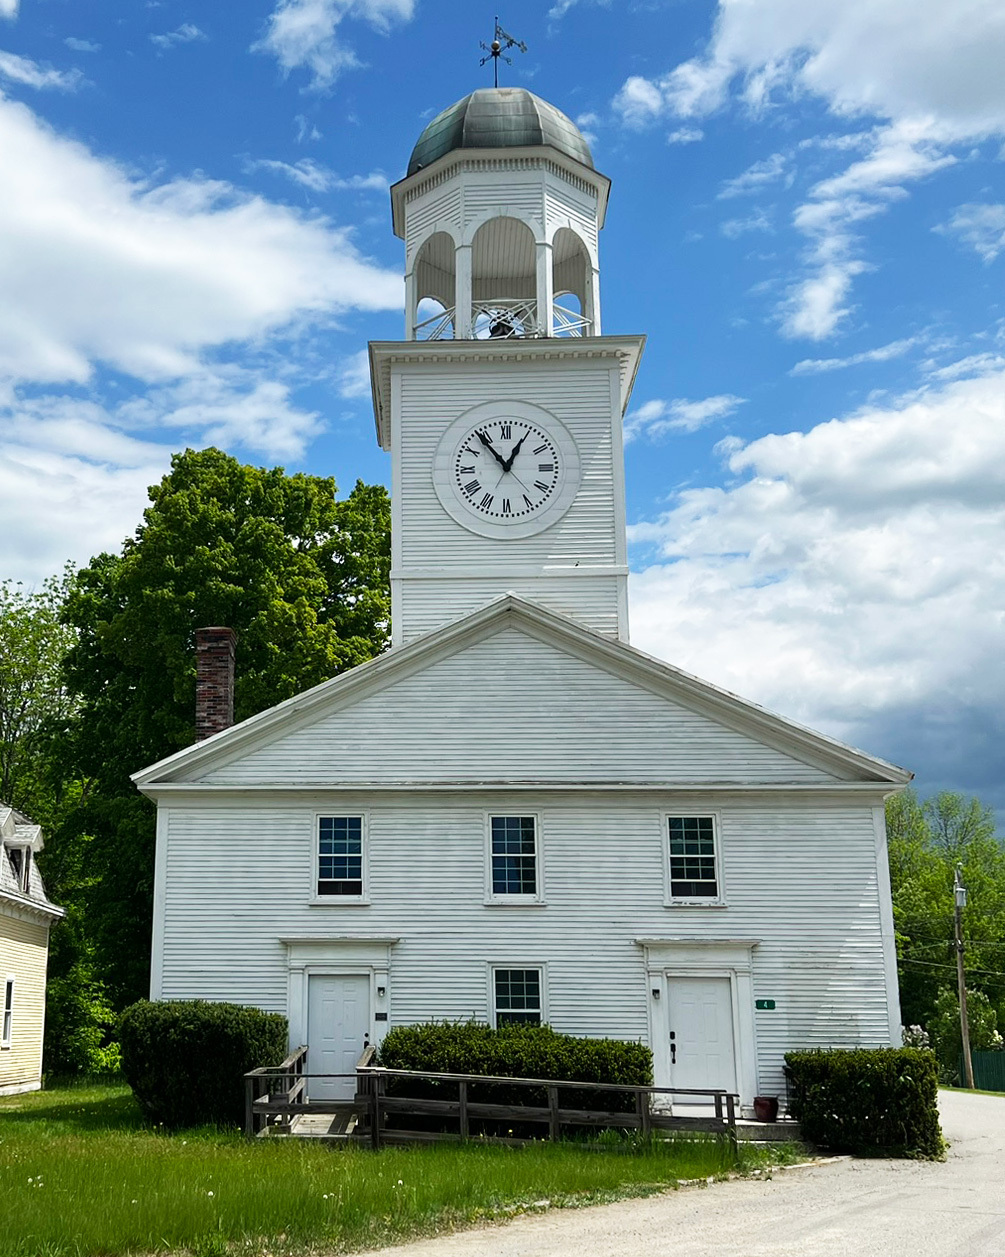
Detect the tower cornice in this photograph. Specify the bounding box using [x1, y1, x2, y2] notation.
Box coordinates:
[368, 334, 645, 451]
[390, 146, 611, 240]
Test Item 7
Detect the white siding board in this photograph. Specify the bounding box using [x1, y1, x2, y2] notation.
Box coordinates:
[198, 627, 838, 786]
[398, 575, 623, 641]
[396, 362, 619, 568]
[156, 794, 896, 1096]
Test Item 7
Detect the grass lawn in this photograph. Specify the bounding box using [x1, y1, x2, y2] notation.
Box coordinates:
[0, 1081, 803, 1257]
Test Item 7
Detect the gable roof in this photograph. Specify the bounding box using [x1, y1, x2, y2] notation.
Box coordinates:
[133, 594, 911, 792]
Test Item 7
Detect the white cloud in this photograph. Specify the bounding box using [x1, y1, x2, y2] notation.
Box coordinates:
[337, 348, 371, 398]
[719, 153, 788, 199]
[0, 0, 17, 18]
[0, 395, 172, 583]
[790, 337, 919, 375]
[0, 91, 404, 584]
[627, 365, 1005, 791]
[0, 93, 401, 387]
[116, 368, 322, 461]
[254, 0, 415, 91]
[720, 208, 773, 239]
[780, 120, 955, 340]
[64, 38, 101, 53]
[625, 395, 745, 442]
[0, 49, 83, 90]
[939, 203, 1005, 263]
[667, 127, 704, 145]
[150, 24, 206, 50]
[613, 0, 1005, 139]
[612, 75, 665, 129]
[294, 114, 323, 143]
[245, 156, 387, 193]
[612, 0, 1005, 342]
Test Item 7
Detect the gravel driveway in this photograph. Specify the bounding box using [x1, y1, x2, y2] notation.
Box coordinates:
[364, 1090, 1005, 1257]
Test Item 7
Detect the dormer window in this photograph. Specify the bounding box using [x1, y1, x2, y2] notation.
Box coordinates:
[7, 846, 30, 894]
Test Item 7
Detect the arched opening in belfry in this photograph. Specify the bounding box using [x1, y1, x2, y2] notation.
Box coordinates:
[471, 216, 538, 338]
[413, 231, 456, 339]
[552, 228, 592, 336]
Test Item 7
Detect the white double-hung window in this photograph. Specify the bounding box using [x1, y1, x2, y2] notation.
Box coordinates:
[666, 815, 723, 903]
[2, 977, 13, 1048]
[315, 816, 365, 900]
[487, 815, 539, 901]
[493, 967, 543, 1027]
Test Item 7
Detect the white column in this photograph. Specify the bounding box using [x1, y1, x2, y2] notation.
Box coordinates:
[536, 240, 554, 336]
[586, 266, 602, 336]
[455, 243, 473, 338]
[404, 271, 416, 340]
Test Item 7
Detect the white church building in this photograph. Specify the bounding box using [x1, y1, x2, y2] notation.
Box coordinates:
[134, 87, 909, 1112]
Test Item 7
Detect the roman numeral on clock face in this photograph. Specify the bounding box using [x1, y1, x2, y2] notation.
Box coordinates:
[533, 444, 547, 455]
[538, 463, 553, 472]
[479, 492, 493, 510]
[534, 480, 549, 492]
[459, 465, 475, 475]
[500, 423, 511, 439]
[501, 499, 511, 514]
[463, 479, 481, 496]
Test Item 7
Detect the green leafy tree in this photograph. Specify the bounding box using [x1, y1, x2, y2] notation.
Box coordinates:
[926, 986, 1002, 1082]
[0, 566, 77, 816]
[887, 789, 1005, 1032]
[61, 447, 391, 1007]
[0, 571, 116, 1073]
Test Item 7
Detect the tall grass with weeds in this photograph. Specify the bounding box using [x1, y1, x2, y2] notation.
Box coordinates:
[0, 1081, 799, 1257]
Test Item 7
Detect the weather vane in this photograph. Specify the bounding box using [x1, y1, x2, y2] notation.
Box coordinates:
[480, 16, 527, 88]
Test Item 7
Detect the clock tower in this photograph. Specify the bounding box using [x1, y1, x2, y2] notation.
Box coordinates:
[369, 88, 645, 647]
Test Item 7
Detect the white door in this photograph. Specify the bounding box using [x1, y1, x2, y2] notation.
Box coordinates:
[666, 976, 737, 1102]
[307, 974, 370, 1101]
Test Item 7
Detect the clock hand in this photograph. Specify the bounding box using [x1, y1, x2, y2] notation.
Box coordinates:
[502, 429, 528, 473]
[476, 430, 508, 470]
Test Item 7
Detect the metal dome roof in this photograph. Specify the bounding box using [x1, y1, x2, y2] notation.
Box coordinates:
[407, 88, 594, 177]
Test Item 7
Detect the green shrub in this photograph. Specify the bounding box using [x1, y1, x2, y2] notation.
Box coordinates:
[784, 1047, 943, 1159]
[119, 1000, 287, 1129]
[926, 986, 1002, 1083]
[378, 1021, 652, 1118]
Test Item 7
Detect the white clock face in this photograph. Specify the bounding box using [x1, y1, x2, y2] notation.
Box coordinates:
[452, 418, 560, 521]
[433, 402, 581, 539]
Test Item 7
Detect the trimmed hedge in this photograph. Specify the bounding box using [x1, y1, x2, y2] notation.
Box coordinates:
[784, 1047, 944, 1159]
[377, 1021, 652, 1117]
[119, 999, 288, 1129]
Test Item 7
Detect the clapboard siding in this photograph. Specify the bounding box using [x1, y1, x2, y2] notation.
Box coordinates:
[0, 913, 49, 1092]
[398, 575, 623, 641]
[405, 187, 462, 253]
[198, 627, 837, 785]
[156, 794, 895, 1093]
[397, 360, 618, 570]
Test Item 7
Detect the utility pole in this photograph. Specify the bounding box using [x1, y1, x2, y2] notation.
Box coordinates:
[954, 865, 975, 1089]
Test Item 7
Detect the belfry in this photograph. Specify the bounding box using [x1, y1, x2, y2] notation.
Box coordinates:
[370, 86, 644, 645]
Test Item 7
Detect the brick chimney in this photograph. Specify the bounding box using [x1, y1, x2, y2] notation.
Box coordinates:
[195, 627, 237, 741]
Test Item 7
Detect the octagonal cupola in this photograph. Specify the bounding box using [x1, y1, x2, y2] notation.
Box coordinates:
[390, 87, 610, 341]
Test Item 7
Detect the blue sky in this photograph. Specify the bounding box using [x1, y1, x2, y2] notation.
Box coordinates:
[2, 0, 1004, 811]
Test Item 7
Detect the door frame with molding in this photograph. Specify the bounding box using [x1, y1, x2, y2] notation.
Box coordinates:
[282, 937, 398, 1057]
[637, 938, 759, 1109]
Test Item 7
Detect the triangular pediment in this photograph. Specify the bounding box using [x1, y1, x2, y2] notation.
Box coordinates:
[134, 596, 910, 793]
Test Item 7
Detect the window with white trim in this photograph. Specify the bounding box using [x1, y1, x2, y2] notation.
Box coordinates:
[667, 816, 720, 900]
[2, 977, 12, 1048]
[316, 816, 364, 898]
[493, 967, 542, 1026]
[489, 815, 537, 897]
